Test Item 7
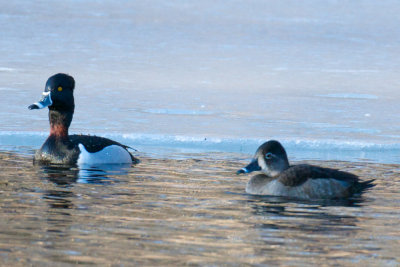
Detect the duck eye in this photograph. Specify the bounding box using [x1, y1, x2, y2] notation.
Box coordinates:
[57, 86, 63, 92]
[265, 153, 273, 159]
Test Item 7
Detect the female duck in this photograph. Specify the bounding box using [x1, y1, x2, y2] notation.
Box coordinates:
[237, 140, 374, 199]
[29, 73, 138, 165]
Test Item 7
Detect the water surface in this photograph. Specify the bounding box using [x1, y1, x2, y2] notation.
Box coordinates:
[1, 151, 399, 266]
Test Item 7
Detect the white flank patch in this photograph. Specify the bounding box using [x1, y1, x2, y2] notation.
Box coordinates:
[77, 144, 132, 165]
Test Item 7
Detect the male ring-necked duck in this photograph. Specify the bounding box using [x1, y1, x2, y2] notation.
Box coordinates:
[29, 73, 139, 165]
[237, 140, 374, 199]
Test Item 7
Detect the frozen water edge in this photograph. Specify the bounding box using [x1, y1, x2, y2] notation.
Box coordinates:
[1, 131, 400, 164]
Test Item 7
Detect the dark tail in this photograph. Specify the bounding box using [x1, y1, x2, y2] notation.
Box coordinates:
[354, 179, 375, 194]
[129, 153, 140, 165]
[126, 147, 140, 164]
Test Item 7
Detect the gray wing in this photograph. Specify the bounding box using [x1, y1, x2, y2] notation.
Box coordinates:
[278, 164, 359, 187]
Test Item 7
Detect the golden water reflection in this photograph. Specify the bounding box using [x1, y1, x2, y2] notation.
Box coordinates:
[0, 151, 399, 266]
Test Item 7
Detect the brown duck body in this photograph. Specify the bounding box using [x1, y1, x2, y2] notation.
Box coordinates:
[246, 164, 373, 199]
[238, 140, 374, 199]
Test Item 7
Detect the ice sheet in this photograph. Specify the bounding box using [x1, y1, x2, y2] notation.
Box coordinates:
[0, 0, 399, 162]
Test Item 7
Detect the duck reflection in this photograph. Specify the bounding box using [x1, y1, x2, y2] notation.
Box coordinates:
[43, 190, 75, 209]
[40, 165, 79, 186]
[39, 163, 132, 186]
[77, 164, 132, 184]
[247, 194, 365, 217]
[39, 163, 132, 210]
[245, 195, 363, 247]
[37, 163, 134, 252]
[247, 194, 364, 217]
[245, 197, 367, 262]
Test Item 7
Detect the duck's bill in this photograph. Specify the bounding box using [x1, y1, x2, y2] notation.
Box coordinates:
[28, 91, 52, 110]
[236, 159, 261, 175]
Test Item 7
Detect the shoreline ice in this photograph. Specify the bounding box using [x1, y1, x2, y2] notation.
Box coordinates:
[1, 131, 399, 164]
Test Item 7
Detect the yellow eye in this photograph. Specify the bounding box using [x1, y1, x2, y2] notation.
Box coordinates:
[58, 86, 63, 92]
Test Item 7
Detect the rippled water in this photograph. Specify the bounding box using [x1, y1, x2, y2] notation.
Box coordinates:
[1, 150, 399, 266]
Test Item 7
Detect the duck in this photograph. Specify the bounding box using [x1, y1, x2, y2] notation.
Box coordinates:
[28, 73, 139, 165]
[237, 140, 374, 199]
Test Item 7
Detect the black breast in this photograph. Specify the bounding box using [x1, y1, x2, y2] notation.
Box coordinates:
[35, 135, 80, 165]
